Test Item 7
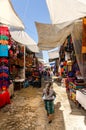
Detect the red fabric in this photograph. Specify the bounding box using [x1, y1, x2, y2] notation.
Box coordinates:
[67, 77, 75, 82]
[0, 72, 8, 77]
[0, 91, 10, 107]
[0, 58, 8, 64]
[0, 26, 10, 36]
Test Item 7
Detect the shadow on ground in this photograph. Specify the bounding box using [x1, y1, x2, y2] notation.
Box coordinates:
[54, 101, 65, 130]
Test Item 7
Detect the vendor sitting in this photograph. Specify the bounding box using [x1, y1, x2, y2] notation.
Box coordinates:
[24, 78, 29, 88]
[74, 71, 86, 89]
[33, 77, 41, 88]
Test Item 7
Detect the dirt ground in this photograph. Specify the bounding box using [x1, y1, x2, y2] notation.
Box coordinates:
[0, 79, 86, 130]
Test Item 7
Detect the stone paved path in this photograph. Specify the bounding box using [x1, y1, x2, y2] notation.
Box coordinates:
[0, 81, 86, 130]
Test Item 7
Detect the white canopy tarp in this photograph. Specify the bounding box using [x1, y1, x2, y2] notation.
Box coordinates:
[48, 50, 59, 60]
[0, 0, 24, 29]
[10, 30, 39, 53]
[35, 0, 86, 50]
[71, 20, 86, 80]
[44, 0, 86, 79]
[35, 22, 73, 50]
[46, 0, 86, 27]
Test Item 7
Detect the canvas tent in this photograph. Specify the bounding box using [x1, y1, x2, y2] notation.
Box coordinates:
[0, 0, 39, 53]
[71, 20, 86, 80]
[35, 22, 73, 50]
[36, 0, 86, 50]
[10, 30, 39, 53]
[46, 0, 86, 26]
[46, 0, 86, 80]
[35, 0, 86, 80]
[0, 0, 24, 30]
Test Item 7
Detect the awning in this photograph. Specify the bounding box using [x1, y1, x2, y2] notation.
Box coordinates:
[10, 30, 39, 53]
[0, 0, 24, 29]
[46, 0, 86, 26]
[35, 22, 73, 50]
[35, 0, 86, 51]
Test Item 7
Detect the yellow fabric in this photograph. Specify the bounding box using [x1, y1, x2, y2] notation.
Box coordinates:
[82, 46, 86, 53]
[82, 18, 86, 53]
[0, 40, 9, 45]
[71, 92, 76, 101]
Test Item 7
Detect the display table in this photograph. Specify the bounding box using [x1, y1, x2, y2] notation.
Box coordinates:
[0, 91, 10, 108]
[14, 79, 25, 90]
[76, 89, 86, 110]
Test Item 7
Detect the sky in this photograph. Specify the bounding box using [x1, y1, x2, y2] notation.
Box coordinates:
[11, 0, 51, 62]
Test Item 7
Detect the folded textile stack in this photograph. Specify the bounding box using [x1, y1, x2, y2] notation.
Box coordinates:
[0, 26, 11, 91]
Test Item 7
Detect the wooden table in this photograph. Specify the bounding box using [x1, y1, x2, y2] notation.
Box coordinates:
[14, 79, 25, 90]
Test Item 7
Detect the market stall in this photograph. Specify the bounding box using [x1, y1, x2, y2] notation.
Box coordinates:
[0, 0, 25, 108]
[25, 48, 41, 88]
[0, 26, 11, 107]
[76, 89, 86, 110]
[58, 34, 86, 106]
[9, 41, 25, 90]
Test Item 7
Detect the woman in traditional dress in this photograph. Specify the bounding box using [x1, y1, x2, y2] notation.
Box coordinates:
[42, 82, 56, 123]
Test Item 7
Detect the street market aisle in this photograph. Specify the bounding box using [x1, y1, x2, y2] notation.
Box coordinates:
[0, 82, 86, 130]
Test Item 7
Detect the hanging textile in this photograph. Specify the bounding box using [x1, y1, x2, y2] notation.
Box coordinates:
[0, 26, 11, 91]
[0, 45, 8, 57]
[82, 18, 86, 53]
[71, 20, 86, 81]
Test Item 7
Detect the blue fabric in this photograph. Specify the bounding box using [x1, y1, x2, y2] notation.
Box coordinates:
[0, 77, 9, 80]
[76, 86, 84, 89]
[0, 69, 9, 74]
[0, 45, 8, 57]
[24, 80, 29, 88]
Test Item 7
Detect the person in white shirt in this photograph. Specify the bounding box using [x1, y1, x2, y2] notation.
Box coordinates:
[42, 82, 56, 123]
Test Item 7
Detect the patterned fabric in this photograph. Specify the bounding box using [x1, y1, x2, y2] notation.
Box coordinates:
[0, 80, 9, 88]
[0, 26, 10, 36]
[0, 40, 9, 45]
[0, 26, 10, 90]
[0, 69, 9, 74]
[0, 58, 8, 63]
[43, 87, 56, 100]
[44, 100, 54, 114]
[0, 35, 9, 40]
[0, 72, 8, 78]
[0, 77, 9, 80]
[0, 66, 8, 70]
[0, 45, 8, 56]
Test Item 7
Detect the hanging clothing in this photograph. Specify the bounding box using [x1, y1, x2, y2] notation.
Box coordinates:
[0, 45, 8, 57]
[82, 18, 86, 53]
[0, 40, 9, 45]
[0, 35, 9, 40]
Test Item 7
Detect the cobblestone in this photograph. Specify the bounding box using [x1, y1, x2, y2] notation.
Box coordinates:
[0, 81, 86, 130]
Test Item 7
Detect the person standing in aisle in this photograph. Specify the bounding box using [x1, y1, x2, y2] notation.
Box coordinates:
[42, 82, 56, 123]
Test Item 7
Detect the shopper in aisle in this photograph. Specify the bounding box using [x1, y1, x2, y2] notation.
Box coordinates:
[42, 82, 56, 123]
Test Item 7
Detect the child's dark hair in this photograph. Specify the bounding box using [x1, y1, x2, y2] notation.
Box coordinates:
[47, 82, 52, 95]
